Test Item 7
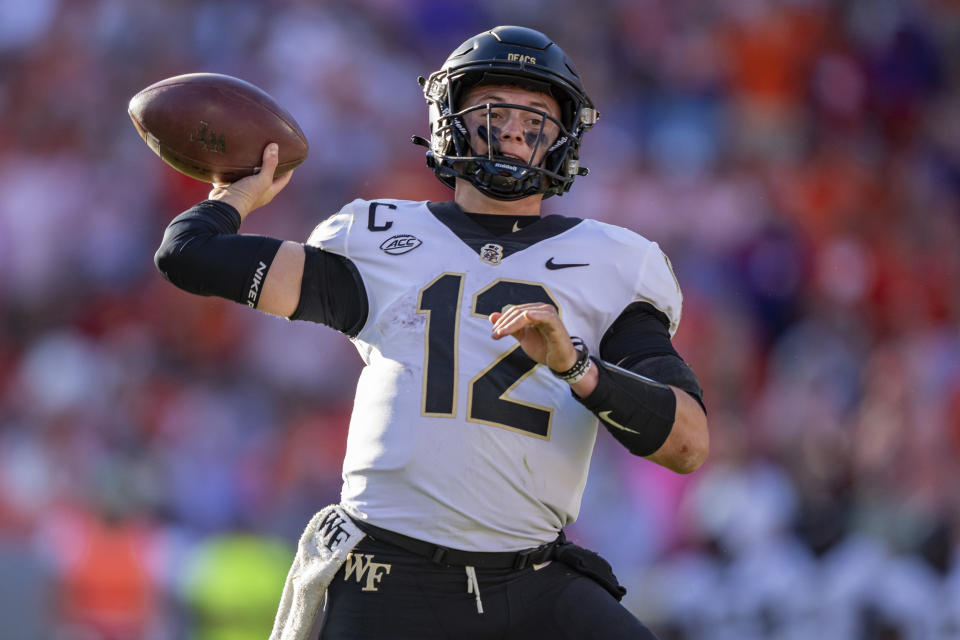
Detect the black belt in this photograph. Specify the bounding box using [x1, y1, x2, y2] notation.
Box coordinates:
[352, 519, 563, 570]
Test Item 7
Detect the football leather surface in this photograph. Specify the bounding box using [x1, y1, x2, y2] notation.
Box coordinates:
[128, 73, 308, 183]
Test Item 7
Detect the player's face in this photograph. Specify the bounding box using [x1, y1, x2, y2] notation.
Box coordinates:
[460, 85, 562, 167]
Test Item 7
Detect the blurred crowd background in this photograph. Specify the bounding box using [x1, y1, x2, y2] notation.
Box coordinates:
[0, 0, 958, 638]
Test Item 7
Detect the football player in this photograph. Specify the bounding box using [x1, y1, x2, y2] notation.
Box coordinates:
[155, 26, 708, 640]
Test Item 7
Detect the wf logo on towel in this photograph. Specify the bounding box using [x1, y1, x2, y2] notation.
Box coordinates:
[317, 510, 356, 551]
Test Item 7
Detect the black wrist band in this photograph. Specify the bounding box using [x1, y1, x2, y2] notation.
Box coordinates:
[575, 360, 676, 456]
[551, 337, 592, 384]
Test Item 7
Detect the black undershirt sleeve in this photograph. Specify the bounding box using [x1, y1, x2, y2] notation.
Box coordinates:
[291, 245, 368, 337]
[598, 302, 705, 411]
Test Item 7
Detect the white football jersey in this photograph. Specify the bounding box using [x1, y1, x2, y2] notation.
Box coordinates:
[307, 199, 682, 551]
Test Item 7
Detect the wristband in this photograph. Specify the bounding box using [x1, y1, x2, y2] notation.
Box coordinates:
[575, 360, 676, 456]
[551, 337, 593, 385]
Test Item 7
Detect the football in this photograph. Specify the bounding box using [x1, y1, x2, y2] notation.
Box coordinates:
[128, 72, 309, 183]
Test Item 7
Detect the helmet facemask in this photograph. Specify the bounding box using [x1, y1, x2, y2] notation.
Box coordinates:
[434, 94, 572, 201]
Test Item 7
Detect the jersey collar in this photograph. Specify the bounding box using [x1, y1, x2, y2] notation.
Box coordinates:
[427, 201, 583, 260]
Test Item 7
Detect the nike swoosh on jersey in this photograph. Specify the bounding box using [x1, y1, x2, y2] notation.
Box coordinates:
[598, 410, 641, 434]
[545, 257, 590, 270]
[512, 220, 521, 233]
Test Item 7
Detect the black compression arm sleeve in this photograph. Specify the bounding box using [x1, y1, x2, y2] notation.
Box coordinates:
[573, 301, 706, 457]
[576, 360, 677, 456]
[154, 200, 282, 307]
[156, 201, 369, 334]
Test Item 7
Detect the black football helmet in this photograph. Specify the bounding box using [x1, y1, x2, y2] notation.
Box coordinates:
[414, 26, 599, 200]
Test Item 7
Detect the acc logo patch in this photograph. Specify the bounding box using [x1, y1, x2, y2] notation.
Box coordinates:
[379, 234, 422, 255]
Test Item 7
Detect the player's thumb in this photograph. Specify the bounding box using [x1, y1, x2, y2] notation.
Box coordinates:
[259, 142, 280, 180]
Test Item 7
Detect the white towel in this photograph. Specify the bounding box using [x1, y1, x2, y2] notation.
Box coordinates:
[269, 504, 366, 640]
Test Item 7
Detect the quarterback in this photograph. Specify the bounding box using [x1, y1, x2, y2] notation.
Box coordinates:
[155, 26, 708, 640]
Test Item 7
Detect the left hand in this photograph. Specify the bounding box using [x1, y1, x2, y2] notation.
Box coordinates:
[489, 303, 578, 372]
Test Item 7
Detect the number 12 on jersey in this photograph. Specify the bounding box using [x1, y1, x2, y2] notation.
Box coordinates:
[416, 273, 559, 439]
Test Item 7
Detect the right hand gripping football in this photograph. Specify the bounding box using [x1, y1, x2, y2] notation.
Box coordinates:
[208, 143, 294, 220]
